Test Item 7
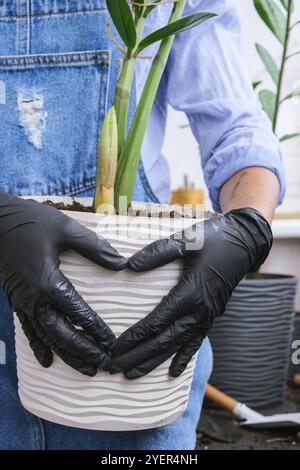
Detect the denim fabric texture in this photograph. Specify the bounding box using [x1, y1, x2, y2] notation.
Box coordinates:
[0, 0, 213, 450]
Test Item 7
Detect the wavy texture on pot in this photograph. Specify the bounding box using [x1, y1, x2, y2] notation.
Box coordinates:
[14, 195, 207, 431]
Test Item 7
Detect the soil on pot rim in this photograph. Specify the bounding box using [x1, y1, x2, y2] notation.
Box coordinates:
[43, 200, 93, 213]
[245, 272, 297, 281]
[43, 199, 174, 216]
[43, 199, 215, 219]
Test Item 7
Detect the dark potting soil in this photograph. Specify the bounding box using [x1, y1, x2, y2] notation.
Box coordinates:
[43, 200, 160, 216]
[246, 272, 296, 281]
[197, 386, 300, 451]
[43, 199, 222, 220]
[43, 200, 93, 212]
[43, 200, 191, 218]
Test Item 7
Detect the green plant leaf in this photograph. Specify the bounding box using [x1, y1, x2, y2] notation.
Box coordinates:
[254, 0, 287, 44]
[133, 0, 148, 21]
[133, 0, 159, 21]
[281, 89, 300, 102]
[255, 43, 279, 84]
[291, 19, 300, 29]
[280, 0, 288, 9]
[259, 89, 276, 121]
[133, 0, 144, 21]
[253, 80, 263, 90]
[280, 132, 300, 142]
[137, 12, 216, 52]
[106, 0, 137, 50]
[280, 0, 294, 12]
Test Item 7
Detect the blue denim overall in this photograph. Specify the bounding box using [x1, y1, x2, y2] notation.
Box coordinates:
[0, 0, 212, 450]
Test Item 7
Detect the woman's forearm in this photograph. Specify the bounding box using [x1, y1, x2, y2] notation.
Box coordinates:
[219, 167, 280, 225]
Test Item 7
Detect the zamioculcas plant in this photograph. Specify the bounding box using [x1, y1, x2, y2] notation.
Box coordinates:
[254, 0, 300, 140]
[93, 0, 216, 214]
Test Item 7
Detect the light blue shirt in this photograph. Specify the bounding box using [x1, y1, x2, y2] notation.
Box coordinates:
[137, 0, 286, 212]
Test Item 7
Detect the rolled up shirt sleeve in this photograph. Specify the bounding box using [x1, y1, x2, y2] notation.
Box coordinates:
[164, 0, 286, 213]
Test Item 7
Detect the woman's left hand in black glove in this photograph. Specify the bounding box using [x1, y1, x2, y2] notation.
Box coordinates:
[111, 208, 273, 379]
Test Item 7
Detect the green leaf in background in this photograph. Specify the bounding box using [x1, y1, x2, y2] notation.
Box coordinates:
[280, 0, 288, 9]
[259, 89, 276, 121]
[106, 0, 137, 50]
[133, 0, 150, 21]
[253, 80, 263, 90]
[144, 0, 161, 18]
[255, 43, 279, 84]
[133, 0, 160, 21]
[281, 89, 300, 102]
[291, 19, 300, 29]
[132, 0, 145, 6]
[254, 0, 287, 44]
[137, 12, 216, 52]
[133, 3, 144, 23]
[280, 133, 300, 142]
[280, 0, 294, 12]
[132, 0, 144, 14]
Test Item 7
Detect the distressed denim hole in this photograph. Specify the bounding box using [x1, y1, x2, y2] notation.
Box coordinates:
[17, 89, 48, 150]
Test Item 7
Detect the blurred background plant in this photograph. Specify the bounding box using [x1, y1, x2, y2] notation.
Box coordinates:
[253, 0, 300, 141]
[171, 174, 205, 208]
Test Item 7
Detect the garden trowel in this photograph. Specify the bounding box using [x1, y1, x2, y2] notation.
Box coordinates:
[205, 384, 300, 429]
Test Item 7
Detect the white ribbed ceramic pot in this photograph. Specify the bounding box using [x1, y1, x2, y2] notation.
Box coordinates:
[14, 197, 203, 431]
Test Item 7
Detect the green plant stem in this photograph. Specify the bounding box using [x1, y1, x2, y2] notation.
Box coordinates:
[289, 19, 300, 30]
[273, 0, 293, 133]
[115, 0, 187, 211]
[114, 54, 136, 154]
[94, 106, 118, 213]
[114, 16, 146, 156]
[245, 271, 262, 281]
[287, 50, 300, 60]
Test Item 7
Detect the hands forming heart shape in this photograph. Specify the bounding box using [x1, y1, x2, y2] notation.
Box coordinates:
[0, 193, 272, 379]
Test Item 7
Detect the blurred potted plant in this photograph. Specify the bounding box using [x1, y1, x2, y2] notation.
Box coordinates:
[254, 0, 300, 141]
[208, 0, 298, 410]
[171, 174, 205, 208]
[288, 312, 300, 385]
[15, 0, 216, 431]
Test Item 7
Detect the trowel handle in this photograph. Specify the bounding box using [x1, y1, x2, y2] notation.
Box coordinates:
[205, 384, 239, 413]
[294, 374, 300, 386]
[205, 384, 263, 422]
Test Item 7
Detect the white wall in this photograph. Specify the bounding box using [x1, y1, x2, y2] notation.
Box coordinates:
[162, 0, 300, 213]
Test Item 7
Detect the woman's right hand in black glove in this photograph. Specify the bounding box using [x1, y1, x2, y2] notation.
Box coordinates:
[0, 192, 127, 376]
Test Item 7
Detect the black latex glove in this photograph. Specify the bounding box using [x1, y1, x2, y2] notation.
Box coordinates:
[111, 208, 273, 379]
[0, 192, 127, 376]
